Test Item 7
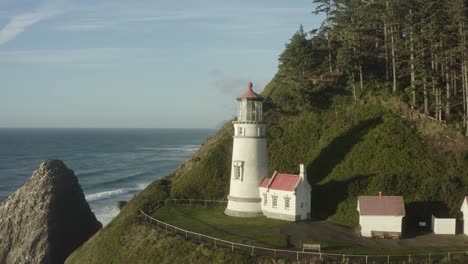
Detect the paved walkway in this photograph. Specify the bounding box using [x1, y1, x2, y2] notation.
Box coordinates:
[276, 221, 468, 250]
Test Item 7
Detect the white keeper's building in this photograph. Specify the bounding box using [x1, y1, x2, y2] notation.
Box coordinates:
[259, 164, 311, 221]
[225, 82, 311, 221]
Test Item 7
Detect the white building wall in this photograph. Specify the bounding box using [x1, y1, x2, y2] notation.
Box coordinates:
[359, 216, 403, 237]
[431, 215, 456, 235]
[465, 217, 468, 236]
[461, 200, 468, 235]
[295, 166, 311, 220]
[259, 188, 297, 221]
[226, 122, 267, 217]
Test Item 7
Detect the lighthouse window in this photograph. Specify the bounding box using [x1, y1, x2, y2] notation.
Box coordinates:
[284, 197, 291, 210]
[272, 194, 278, 208]
[232, 161, 244, 181]
[239, 127, 243, 135]
[233, 166, 240, 180]
[263, 193, 267, 205]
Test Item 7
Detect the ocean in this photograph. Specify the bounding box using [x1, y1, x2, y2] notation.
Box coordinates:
[0, 128, 215, 225]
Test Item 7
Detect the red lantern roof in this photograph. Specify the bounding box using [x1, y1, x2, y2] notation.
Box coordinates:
[238, 82, 262, 99]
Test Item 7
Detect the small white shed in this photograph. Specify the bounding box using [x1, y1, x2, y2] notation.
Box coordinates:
[461, 196, 468, 235]
[431, 215, 456, 235]
[357, 194, 405, 238]
[259, 164, 311, 221]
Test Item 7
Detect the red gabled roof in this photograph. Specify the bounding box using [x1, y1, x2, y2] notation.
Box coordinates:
[238, 82, 262, 99]
[259, 178, 269, 188]
[358, 196, 405, 216]
[259, 173, 300, 192]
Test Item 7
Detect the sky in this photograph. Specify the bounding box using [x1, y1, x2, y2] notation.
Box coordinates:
[0, 0, 323, 128]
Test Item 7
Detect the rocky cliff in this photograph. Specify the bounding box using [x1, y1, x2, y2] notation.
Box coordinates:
[0, 160, 102, 264]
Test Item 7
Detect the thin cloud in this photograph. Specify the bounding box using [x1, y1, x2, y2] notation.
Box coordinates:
[54, 7, 309, 32]
[0, 1, 66, 45]
[0, 48, 151, 64]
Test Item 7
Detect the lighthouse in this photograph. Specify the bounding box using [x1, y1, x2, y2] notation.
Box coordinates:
[225, 82, 268, 217]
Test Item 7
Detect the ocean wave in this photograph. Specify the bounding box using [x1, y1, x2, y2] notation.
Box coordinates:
[137, 145, 200, 153]
[78, 167, 122, 178]
[92, 205, 120, 226]
[88, 171, 149, 189]
[85, 183, 148, 202]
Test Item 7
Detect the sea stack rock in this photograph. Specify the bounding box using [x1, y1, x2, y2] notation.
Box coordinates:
[0, 160, 102, 264]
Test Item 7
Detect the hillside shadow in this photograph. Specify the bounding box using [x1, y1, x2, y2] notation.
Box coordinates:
[404, 201, 451, 237]
[310, 175, 371, 220]
[307, 117, 383, 185]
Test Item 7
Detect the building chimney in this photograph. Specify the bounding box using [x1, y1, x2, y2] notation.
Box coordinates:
[379, 191, 382, 198]
[299, 164, 306, 180]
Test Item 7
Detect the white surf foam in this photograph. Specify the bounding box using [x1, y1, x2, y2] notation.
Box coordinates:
[85, 183, 149, 202]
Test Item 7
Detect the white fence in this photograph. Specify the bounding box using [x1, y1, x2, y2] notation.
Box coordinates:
[140, 199, 467, 263]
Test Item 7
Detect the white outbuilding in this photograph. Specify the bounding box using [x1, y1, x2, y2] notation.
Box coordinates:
[461, 196, 468, 235]
[258, 164, 311, 221]
[431, 215, 456, 235]
[357, 194, 405, 238]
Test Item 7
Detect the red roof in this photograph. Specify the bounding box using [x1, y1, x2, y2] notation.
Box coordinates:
[259, 173, 300, 192]
[238, 82, 262, 99]
[259, 178, 269, 188]
[358, 196, 405, 216]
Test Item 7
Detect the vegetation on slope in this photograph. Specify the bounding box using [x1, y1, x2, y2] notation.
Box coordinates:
[67, 13, 468, 263]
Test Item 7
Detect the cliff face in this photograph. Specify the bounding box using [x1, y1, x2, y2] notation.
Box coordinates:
[0, 160, 102, 264]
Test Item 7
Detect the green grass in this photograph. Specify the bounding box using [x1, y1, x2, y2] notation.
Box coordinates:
[153, 206, 289, 248]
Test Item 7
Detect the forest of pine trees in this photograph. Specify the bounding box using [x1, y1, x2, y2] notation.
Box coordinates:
[291, 0, 468, 135]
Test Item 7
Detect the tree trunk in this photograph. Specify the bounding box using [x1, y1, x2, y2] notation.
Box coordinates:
[410, 33, 416, 106]
[465, 65, 468, 135]
[352, 72, 357, 100]
[391, 24, 397, 93]
[462, 65, 466, 127]
[410, 9, 416, 106]
[387, 1, 397, 93]
[359, 65, 364, 92]
[446, 61, 451, 118]
[423, 81, 429, 114]
[384, 20, 390, 81]
[327, 7, 333, 73]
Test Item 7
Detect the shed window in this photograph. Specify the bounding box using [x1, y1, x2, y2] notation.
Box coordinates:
[272, 194, 278, 208]
[263, 193, 268, 205]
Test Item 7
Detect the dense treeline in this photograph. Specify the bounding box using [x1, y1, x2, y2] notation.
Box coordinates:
[281, 0, 468, 135]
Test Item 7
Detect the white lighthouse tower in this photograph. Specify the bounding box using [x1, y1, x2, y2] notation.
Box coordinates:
[225, 82, 268, 217]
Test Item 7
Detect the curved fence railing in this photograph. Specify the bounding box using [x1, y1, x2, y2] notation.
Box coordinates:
[140, 199, 467, 263]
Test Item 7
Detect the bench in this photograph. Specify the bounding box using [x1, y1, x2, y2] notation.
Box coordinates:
[302, 243, 321, 252]
[385, 232, 401, 239]
[371, 231, 385, 238]
[371, 231, 400, 239]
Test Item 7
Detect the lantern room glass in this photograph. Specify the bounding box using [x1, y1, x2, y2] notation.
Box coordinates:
[237, 99, 262, 122]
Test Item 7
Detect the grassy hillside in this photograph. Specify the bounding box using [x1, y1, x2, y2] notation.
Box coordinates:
[67, 69, 468, 263]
